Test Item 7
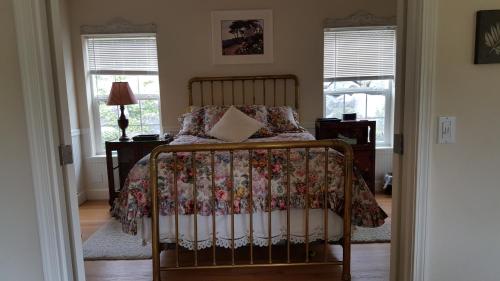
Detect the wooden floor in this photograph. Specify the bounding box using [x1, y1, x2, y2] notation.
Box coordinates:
[80, 201, 111, 241]
[80, 194, 392, 281]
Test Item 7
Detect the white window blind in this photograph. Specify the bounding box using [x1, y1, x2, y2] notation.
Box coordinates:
[86, 35, 158, 74]
[324, 28, 396, 81]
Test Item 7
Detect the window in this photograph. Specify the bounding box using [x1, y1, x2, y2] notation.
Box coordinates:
[83, 34, 161, 154]
[323, 27, 396, 147]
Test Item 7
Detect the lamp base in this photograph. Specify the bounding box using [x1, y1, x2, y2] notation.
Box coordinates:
[118, 105, 130, 142]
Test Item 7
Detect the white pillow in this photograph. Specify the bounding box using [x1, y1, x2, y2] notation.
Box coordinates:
[208, 106, 264, 142]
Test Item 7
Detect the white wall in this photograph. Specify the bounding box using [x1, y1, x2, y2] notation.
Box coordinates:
[376, 148, 393, 190]
[0, 0, 45, 280]
[69, 0, 397, 133]
[67, 0, 396, 198]
[426, 1, 500, 280]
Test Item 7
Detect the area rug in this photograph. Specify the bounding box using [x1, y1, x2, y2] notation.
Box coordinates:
[83, 220, 391, 260]
[352, 219, 391, 244]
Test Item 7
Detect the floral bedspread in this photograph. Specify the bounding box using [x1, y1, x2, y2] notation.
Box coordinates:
[113, 132, 387, 235]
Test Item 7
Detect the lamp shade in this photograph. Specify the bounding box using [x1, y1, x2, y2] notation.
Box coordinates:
[106, 82, 138, 106]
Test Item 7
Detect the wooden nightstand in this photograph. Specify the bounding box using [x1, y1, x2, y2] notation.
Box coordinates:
[105, 137, 173, 207]
[315, 119, 376, 194]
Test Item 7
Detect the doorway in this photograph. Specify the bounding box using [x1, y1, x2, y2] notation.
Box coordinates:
[14, 0, 438, 278]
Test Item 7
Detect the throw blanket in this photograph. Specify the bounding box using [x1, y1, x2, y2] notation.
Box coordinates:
[113, 132, 387, 235]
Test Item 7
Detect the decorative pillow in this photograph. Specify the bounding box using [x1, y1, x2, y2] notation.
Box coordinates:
[178, 107, 206, 136]
[267, 106, 301, 133]
[203, 105, 228, 135]
[203, 105, 275, 138]
[236, 105, 275, 137]
[208, 106, 264, 142]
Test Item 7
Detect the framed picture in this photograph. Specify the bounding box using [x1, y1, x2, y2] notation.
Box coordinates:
[211, 10, 273, 64]
[475, 10, 500, 64]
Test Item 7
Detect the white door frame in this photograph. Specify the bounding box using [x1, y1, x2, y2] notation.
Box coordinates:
[12, 0, 437, 280]
[45, 0, 86, 279]
[390, 0, 437, 280]
[12, 0, 75, 281]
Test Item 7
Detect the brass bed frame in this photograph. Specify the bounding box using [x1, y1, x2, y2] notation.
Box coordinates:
[149, 75, 353, 281]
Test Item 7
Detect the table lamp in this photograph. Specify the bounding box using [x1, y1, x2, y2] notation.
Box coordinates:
[107, 82, 138, 141]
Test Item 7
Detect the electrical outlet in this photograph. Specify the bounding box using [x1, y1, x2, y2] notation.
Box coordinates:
[438, 117, 456, 144]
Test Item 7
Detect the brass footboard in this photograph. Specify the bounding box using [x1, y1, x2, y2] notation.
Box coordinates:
[149, 140, 353, 281]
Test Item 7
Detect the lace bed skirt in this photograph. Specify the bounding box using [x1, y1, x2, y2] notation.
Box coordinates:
[140, 209, 344, 250]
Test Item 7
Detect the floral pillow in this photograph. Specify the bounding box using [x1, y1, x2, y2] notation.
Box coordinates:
[203, 105, 228, 135]
[178, 107, 206, 136]
[203, 105, 275, 138]
[236, 105, 275, 137]
[267, 106, 302, 133]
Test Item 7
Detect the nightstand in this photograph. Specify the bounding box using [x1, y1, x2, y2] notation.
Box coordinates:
[315, 119, 376, 194]
[105, 137, 173, 207]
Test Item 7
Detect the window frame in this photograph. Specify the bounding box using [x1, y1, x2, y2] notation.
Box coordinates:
[323, 78, 394, 147]
[82, 33, 162, 155]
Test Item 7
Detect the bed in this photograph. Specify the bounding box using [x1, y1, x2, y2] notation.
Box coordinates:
[113, 74, 387, 281]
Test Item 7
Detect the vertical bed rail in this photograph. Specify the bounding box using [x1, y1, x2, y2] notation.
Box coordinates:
[267, 149, 273, 264]
[286, 148, 291, 263]
[192, 152, 198, 266]
[305, 148, 310, 263]
[150, 140, 353, 281]
[342, 145, 353, 281]
[248, 149, 254, 265]
[210, 151, 217, 266]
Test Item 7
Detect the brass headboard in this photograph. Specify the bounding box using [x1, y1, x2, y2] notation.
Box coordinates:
[188, 74, 299, 109]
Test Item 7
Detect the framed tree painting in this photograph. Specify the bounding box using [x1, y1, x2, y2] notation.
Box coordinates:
[475, 10, 500, 64]
[211, 10, 273, 64]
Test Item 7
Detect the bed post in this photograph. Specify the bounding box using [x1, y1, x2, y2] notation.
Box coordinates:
[150, 149, 161, 281]
[342, 143, 353, 281]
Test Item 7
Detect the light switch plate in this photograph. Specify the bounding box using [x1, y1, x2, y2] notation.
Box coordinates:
[438, 116, 456, 144]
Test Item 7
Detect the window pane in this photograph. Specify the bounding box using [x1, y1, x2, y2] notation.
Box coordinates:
[127, 125, 144, 137]
[101, 126, 120, 143]
[115, 75, 140, 94]
[327, 79, 391, 93]
[142, 124, 161, 134]
[367, 94, 386, 118]
[98, 99, 120, 142]
[325, 94, 344, 118]
[371, 118, 385, 143]
[140, 100, 161, 124]
[125, 104, 142, 127]
[94, 75, 113, 98]
[344, 93, 366, 119]
[138, 76, 160, 95]
[95, 87, 161, 147]
[98, 101, 119, 126]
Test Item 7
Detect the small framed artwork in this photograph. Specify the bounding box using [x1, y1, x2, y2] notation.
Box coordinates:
[211, 10, 273, 64]
[475, 10, 500, 64]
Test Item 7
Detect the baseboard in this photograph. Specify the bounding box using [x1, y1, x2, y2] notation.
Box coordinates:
[77, 191, 87, 205]
[85, 189, 109, 200]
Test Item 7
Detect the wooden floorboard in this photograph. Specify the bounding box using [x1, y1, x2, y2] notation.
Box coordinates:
[80, 195, 391, 281]
[79, 200, 111, 242]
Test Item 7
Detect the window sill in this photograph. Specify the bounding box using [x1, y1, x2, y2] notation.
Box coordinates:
[86, 153, 116, 163]
[376, 146, 393, 150]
